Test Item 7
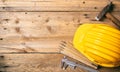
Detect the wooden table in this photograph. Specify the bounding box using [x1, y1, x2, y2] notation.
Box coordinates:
[0, 0, 120, 72]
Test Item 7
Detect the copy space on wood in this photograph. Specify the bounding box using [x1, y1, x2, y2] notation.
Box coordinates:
[0, 12, 119, 53]
[0, 0, 119, 11]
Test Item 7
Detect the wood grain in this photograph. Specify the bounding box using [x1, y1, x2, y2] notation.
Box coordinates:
[0, 12, 119, 53]
[0, 0, 119, 12]
[0, 54, 86, 72]
[0, 0, 120, 72]
[0, 54, 120, 72]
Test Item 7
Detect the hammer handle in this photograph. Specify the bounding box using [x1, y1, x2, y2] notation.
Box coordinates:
[106, 13, 120, 29]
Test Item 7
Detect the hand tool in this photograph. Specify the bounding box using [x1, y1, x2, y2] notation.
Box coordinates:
[95, 2, 120, 29]
[61, 56, 99, 72]
[59, 41, 98, 69]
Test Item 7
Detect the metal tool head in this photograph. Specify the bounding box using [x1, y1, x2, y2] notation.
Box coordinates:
[61, 56, 99, 72]
[95, 2, 114, 21]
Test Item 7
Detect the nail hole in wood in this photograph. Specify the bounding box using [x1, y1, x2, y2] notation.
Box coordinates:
[0, 56, 4, 58]
[3, 28, 7, 30]
[83, 1, 85, 4]
[25, 12, 27, 14]
[0, 38, 3, 40]
[84, 14, 88, 16]
[2, 7, 5, 9]
[94, 7, 97, 9]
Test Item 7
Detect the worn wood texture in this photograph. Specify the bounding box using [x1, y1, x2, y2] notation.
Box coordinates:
[0, 0, 120, 72]
[0, 0, 120, 12]
[0, 54, 88, 72]
[0, 54, 120, 72]
[0, 12, 120, 53]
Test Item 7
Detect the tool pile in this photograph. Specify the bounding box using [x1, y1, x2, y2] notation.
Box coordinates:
[59, 41, 98, 72]
[60, 41, 98, 69]
[59, 1, 120, 72]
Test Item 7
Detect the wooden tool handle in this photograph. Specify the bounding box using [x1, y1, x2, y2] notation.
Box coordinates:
[106, 13, 120, 29]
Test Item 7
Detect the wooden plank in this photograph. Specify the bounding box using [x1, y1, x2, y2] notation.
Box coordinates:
[0, 0, 119, 12]
[0, 12, 119, 37]
[0, 54, 120, 72]
[0, 38, 70, 53]
[0, 12, 119, 53]
[0, 54, 87, 72]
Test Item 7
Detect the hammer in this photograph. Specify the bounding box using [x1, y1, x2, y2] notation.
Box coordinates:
[95, 2, 120, 29]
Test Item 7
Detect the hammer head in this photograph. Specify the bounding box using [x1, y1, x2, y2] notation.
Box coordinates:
[95, 2, 114, 21]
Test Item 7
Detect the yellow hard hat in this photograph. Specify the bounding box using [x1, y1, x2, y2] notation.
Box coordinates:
[73, 24, 120, 67]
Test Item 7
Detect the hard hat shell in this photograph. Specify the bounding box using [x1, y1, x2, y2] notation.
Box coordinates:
[73, 24, 120, 67]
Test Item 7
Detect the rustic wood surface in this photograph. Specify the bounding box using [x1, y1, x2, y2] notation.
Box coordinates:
[0, 0, 120, 72]
[0, 12, 119, 53]
[0, 0, 119, 12]
[0, 54, 120, 72]
[0, 54, 86, 72]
